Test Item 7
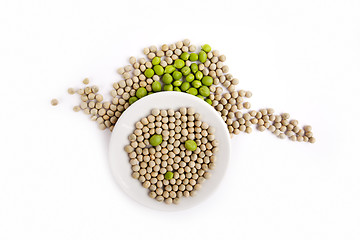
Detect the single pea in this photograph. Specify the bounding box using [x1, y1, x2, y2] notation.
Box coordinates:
[148, 92, 154, 95]
[201, 44, 211, 53]
[163, 84, 173, 91]
[129, 96, 138, 104]
[172, 70, 182, 80]
[189, 53, 198, 61]
[197, 95, 204, 100]
[181, 66, 191, 76]
[174, 87, 181, 92]
[165, 171, 174, 180]
[180, 52, 190, 61]
[153, 65, 164, 75]
[205, 98, 212, 105]
[185, 74, 195, 82]
[173, 80, 182, 87]
[152, 81, 162, 92]
[198, 50, 207, 63]
[152, 57, 161, 65]
[136, 87, 147, 98]
[199, 86, 210, 97]
[150, 134, 163, 146]
[185, 140, 197, 151]
[144, 68, 154, 78]
[165, 65, 176, 74]
[186, 87, 198, 95]
[195, 71, 203, 80]
[192, 80, 202, 88]
[181, 81, 190, 91]
[202, 76, 213, 86]
[190, 63, 198, 73]
[174, 59, 185, 69]
[162, 73, 173, 84]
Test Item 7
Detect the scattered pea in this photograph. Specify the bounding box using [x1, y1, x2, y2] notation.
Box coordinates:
[199, 86, 210, 97]
[172, 71, 182, 80]
[181, 66, 191, 76]
[185, 74, 195, 82]
[153, 65, 164, 75]
[165, 171, 174, 180]
[149, 134, 163, 146]
[164, 65, 176, 74]
[174, 59, 185, 69]
[152, 81, 162, 92]
[173, 80, 182, 87]
[202, 76, 213, 86]
[198, 50, 207, 63]
[162, 73, 173, 84]
[181, 82, 190, 91]
[192, 80, 202, 89]
[129, 96, 138, 104]
[201, 44, 211, 53]
[189, 53, 198, 61]
[163, 84, 173, 91]
[152, 57, 161, 65]
[190, 63, 198, 73]
[195, 71, 203, 80]
[185, 140, 197, 151]
[144, 68, 154, 78]
[136, 87, 147, 98]
[186, 87, 198, 95]
[180, 52, 190, 61]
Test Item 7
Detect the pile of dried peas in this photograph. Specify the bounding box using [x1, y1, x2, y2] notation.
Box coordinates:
[54, 39, 315, 143]
[126, 107, 217, 204]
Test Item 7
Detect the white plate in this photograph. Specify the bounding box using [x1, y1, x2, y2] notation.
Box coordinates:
[108, 91, 231, 211]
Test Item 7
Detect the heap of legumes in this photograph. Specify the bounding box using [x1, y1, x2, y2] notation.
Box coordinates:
[125, 107, 217, 204]
[54, 39, 315, 143]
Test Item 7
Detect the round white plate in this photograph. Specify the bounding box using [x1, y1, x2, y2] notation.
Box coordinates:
[108, 91, 231, 211]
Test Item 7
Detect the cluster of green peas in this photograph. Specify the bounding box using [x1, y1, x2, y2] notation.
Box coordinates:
[129, 44, 214, 105]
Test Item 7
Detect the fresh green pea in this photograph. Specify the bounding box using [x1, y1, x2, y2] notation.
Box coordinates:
[152, 81, 162, 92]
[164, 65, 176, 74]
[163, 84, 173, 91]
[152, 57, 161, 65]
[144, 69, 154, 78]
[192, 80, 202, 88]
[205, 98, 212, 105]
[197, 95, 204, 100]
[185, 140, 197, 151]
[180, 52, 190, 61]
[129, 96, 138, 105]
[150, 134, 162, 146]
[172, 71, 182, 80]
[201, 76, 213, 86]
[174, 87, 181, 92]
[190, 63, 198, 73]
[173, 80, 182, 87]
[180, 81, 190, 91]
[174, 59, 185, 69]
[181, 66, 191, 76]
[136, 87, 147, 98]
[186, 87, 198, 95]
[201, 44, 211, 53]
[195, 71, 203, 80]
[162, 73, 173, 84]
[153, 65, 164, 75]
[165, 171, 174, 180]
[148, 92, 154, 95]
[198, 50, 207, 63]
[199, 86, 210, 97]
[185, 74, 195, 82]
[189, 53, 198, 61]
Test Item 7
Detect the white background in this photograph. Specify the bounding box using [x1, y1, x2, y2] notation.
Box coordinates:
[1, 0, 359, 239]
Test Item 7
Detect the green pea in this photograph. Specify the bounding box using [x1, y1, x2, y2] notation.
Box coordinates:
[136, 87, 147, 98]
[185, 140, 197, 151]
[174, 59, 185, 69]
[186, 87, 198, 95]
[129, 96, 138, 105]
[144, 69, 154, 78]
[180, 52, 190, 61]
[185, 74, 195, 82]
[181, 66, 191, 76]
[172, 71, 182, 80]
[163, 84, 173, 91]
[174, 87, 181, 92]
[192, 80, 202, 88]
[195, 71, 203, 80]
[150, 134, 162, 146]
[202, 76, 213, 86]
[198, 50, 207, 63]
[181, 81, 190, 91]
[152, 81, 162, 92]
[152, 57, 161, 65]
[189, 53, 198, 61]
[173, 80, 182, 87]
[197, 95, 204, 100]
[165, 171, 174, 180]
[153, 65, 164, 75]
[205, 98, 212, 105]
[201, 44, 211, 53]
[162, 73, 173, 84]
[190, 63, 198, 73]
[199, 86, 210, 97]
[148, 92, 154, 95]
[165, 65, 176, 74]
